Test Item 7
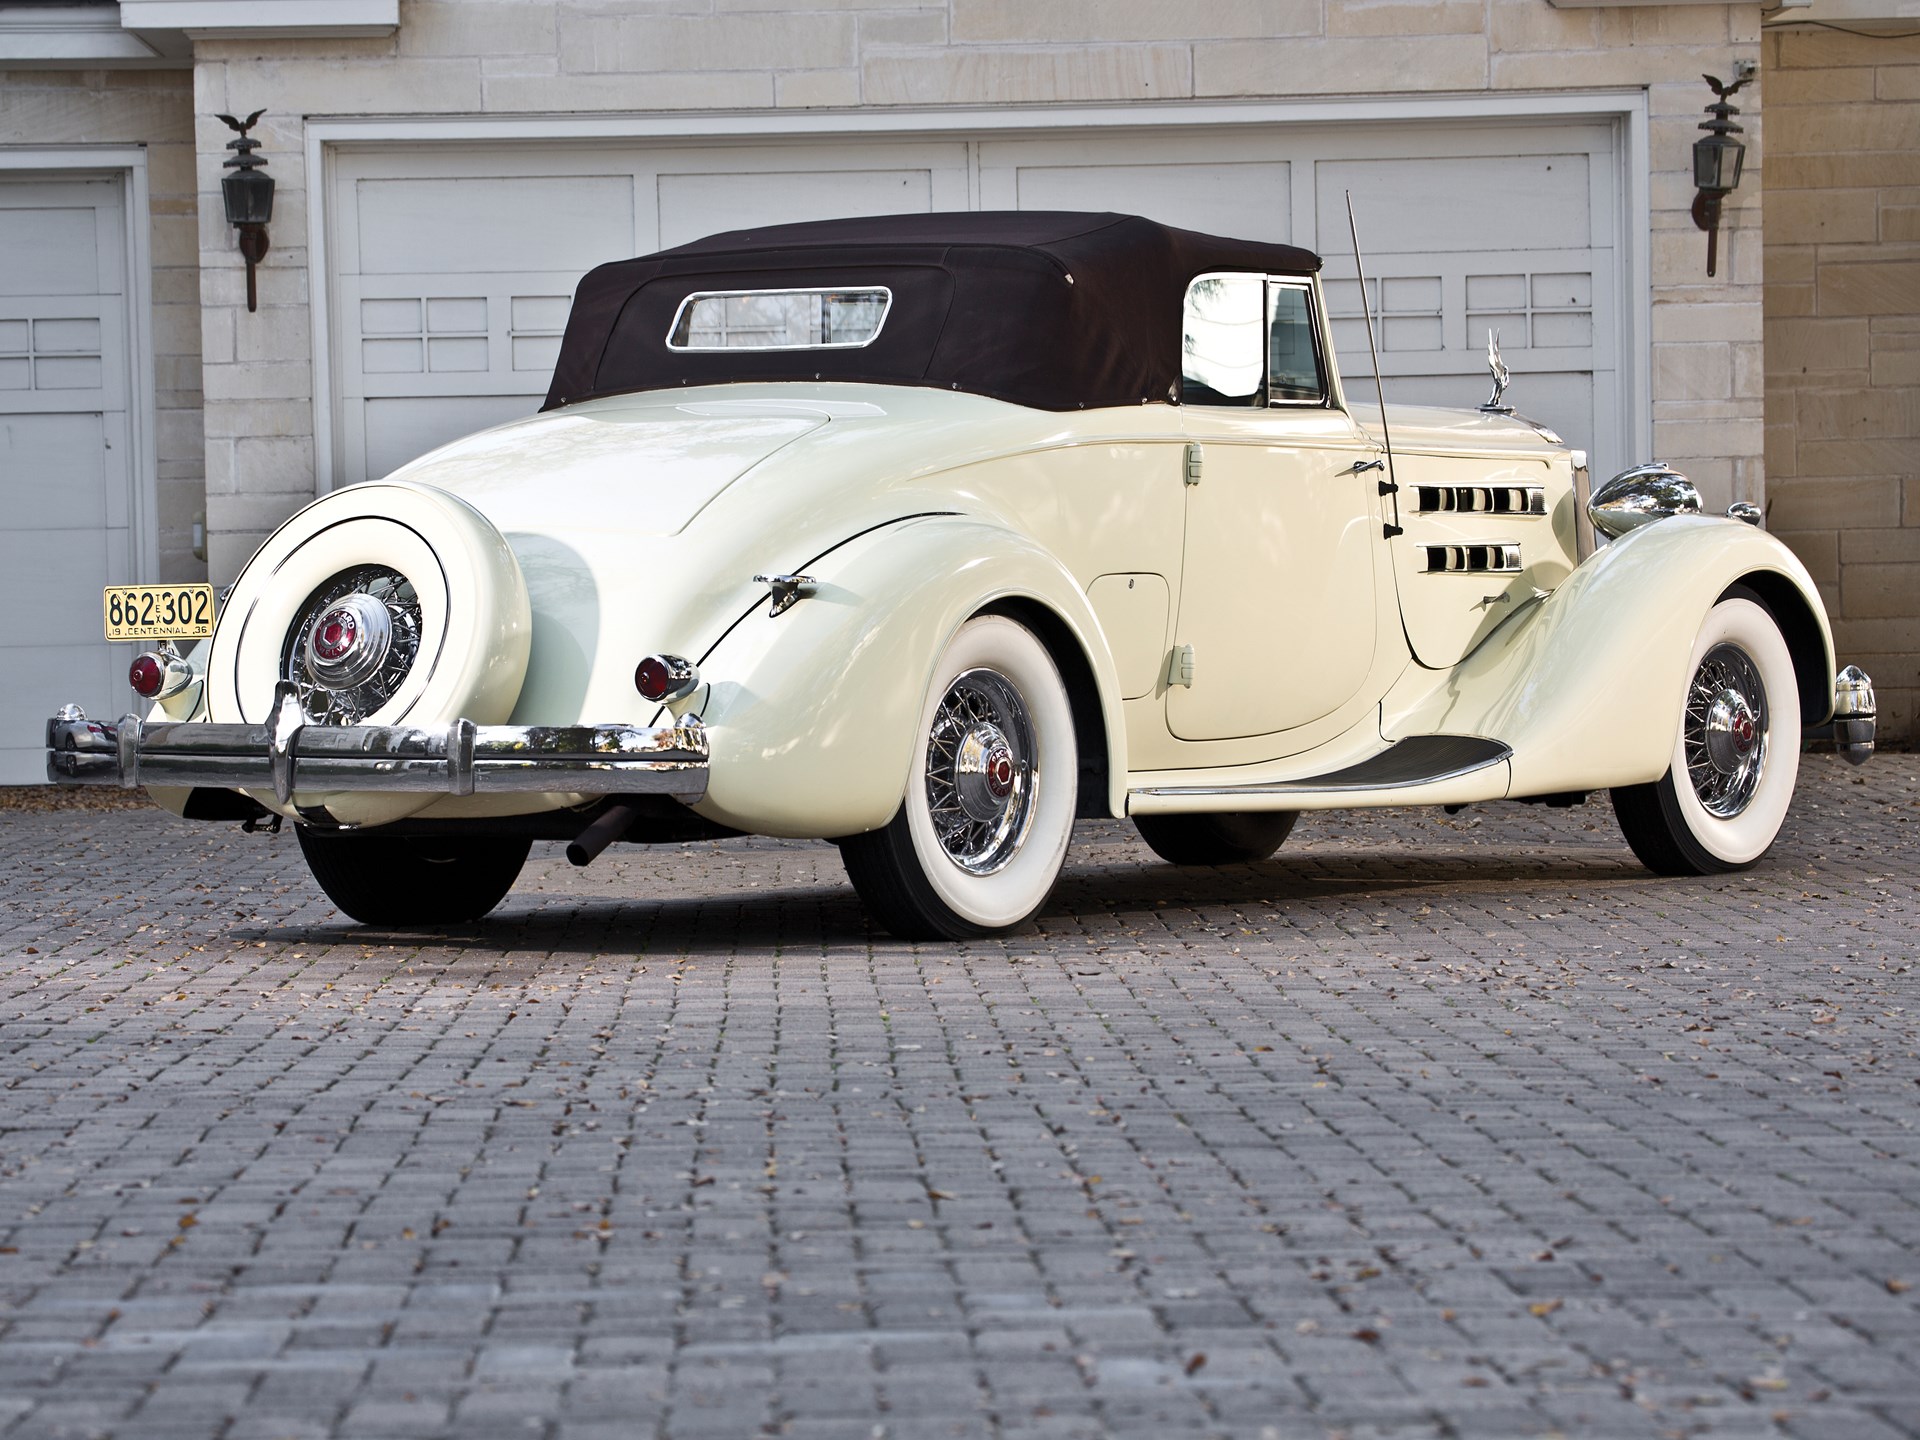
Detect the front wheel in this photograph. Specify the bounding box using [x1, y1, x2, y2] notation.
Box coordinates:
[1134, 810, 1298, 866]
[296, 827, 531, 926]
[1610, 590, 1800, 875]
[839, 615, 1077, 940]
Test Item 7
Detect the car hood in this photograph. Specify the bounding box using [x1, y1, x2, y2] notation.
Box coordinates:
[385, 396, 828, 537]
[1348, 401, 1567, 457]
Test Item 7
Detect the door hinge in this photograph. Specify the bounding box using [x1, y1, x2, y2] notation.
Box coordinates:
[1184, 442, 1203, 486]
[1378, 480, 1399, 497]
[1383, 523, 1404, 539]
[1167, 644, 1195, 688]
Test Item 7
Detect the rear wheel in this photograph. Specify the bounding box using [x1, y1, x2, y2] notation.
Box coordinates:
[296, 827, 530, 926]
[1134, 810, 1298, 866]
[840, 616, 1077, 940]
[1611, 590, 1800, 875]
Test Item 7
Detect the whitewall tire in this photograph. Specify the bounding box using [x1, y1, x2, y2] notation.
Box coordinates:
[840, 615, 1077, 940]
[1612, 589, 1801, 875]
[206, 482, 532, 825]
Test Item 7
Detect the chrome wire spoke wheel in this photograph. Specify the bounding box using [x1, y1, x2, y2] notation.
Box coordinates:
[1610, 590, 1801, 877]
[923, 667, 1037, 875]
[838, 615, 1077, 940]
[280, 565, 424, 725]
[1681, 642, 1768, 818]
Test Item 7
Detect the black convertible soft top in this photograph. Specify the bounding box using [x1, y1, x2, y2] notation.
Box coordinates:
[542, 211, 1321, 413]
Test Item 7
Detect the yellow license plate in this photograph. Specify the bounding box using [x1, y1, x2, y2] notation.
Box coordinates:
[103, 583, 217, 642]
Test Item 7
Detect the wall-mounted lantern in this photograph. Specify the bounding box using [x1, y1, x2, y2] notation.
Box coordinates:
[217, 108, 273, 312]
[1691, 71, 1753, 279]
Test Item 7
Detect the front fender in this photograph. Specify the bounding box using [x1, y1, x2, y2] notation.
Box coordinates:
[690, 515, 1128, 838]
[1383, 516, 1834, 797]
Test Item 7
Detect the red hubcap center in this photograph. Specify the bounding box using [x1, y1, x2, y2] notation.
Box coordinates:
[313, 609, 358, 662]
[985, 745, 1015, 799]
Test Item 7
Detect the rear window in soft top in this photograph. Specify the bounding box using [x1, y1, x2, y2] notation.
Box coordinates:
[666, 287, 892, 351]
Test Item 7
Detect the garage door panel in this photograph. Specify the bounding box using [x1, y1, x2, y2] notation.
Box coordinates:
[340, 273, 578, 400]
[0, 527, 114, 645]
[2, 177, 132, 784]
[0, 414, 109, 529]
[656, 168, 938, 250]
[1323, 247, 1611, 371]
[356, 175, 637, 275]
[1318, 154, 1592, 253]
[991, 160, 1291, 240]
[0, 204, 106, 296]
[0, 295, 126, 409]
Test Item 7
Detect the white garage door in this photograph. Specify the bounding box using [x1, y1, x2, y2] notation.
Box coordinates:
[327, 119, 1625, 487]
[0, 176, 134, 785]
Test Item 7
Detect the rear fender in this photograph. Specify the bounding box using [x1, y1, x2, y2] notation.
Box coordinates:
[1382, 516, 1834, 797]
[692, 516, 1127, 838]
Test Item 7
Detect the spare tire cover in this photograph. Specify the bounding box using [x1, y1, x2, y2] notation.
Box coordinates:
[206, 481, 532, 824]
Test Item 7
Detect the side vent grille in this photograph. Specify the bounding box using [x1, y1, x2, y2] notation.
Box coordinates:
[1419, 543, 1524, 574]
[1414, 484, 1546, 516]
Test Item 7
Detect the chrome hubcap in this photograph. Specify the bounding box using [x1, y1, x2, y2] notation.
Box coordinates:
[925, 668, 1036, 875]
[303, 592, 394, 691]
[1683, 643, 1767, 817]
[282, 566, 422, 725]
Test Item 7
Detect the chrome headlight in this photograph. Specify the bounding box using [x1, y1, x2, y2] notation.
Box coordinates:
[1587, 462, 1703, 540]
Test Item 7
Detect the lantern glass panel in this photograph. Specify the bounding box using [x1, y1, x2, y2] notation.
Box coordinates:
[1693, 135, 1745, 194]
[222, 169, 274, 227]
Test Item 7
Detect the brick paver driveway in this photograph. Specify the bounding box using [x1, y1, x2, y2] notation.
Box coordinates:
[2, 756, 1916, 1440]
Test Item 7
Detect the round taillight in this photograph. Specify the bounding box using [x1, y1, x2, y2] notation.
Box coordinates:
[129, 653, 166, 698]
[634, 653, 697, 703]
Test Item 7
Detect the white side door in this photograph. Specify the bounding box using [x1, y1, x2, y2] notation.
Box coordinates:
[0, 177, 132, 784]
[1169, 277, 1382, 743]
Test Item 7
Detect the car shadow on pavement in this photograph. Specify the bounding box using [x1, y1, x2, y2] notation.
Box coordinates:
[239, 850, 1647, 957]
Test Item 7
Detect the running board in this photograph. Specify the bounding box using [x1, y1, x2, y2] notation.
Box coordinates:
[1131, 734, 1511, 801]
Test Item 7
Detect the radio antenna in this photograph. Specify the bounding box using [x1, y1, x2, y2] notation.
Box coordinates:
[1345, 192, 1402, 538]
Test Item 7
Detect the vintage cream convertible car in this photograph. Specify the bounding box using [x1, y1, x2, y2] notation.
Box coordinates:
[48, 213, 1877, 939]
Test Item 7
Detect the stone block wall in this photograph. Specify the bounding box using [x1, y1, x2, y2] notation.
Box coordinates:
[1763, 27, 1919, 743]
[186, 0, 1767, 572]
[0, 68, 203, 581]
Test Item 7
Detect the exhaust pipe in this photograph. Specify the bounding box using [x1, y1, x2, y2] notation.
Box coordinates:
[566, 800, 641, 868]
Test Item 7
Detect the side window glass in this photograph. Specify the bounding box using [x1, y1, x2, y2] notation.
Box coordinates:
[1181, 272, 1265, 406]
[1267, 283, 1326, 404]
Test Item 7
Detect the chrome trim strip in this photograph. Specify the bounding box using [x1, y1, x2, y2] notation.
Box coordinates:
[47, 706, 711, 801]
[1131, 738, 1511, 799]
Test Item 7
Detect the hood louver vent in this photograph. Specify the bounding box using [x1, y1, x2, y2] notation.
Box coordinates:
[1414, 484, 1545, 515]
[1419, 543, 1524, 574]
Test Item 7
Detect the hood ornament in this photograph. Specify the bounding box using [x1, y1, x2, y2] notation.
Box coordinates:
[1480, 330, 1514, 415]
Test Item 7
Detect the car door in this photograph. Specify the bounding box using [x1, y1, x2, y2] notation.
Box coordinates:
[1168, 275, 1383, 744]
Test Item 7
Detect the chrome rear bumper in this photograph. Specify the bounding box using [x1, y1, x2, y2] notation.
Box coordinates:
[46, 683, 708, 804]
